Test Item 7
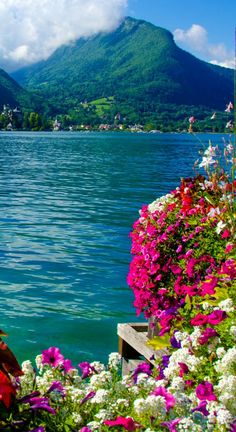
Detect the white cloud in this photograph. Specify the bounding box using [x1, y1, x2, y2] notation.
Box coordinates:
[0, 0, 127, 72]
[174, 24, 234, 69]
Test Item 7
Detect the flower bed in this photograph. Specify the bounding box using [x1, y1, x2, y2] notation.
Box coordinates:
[0, 140, 235, 431]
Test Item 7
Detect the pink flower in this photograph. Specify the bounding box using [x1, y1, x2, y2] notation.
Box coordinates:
[104, 417, 141, 431]
[200, 276, 218, 296]
[152, 387, 175, 411]
[225, 243, 234, 254]
[42, 347, 64, 368]
[61, 358, 73, 373]
[221, 229, 231, 239]
[207, 310, 227, 326]
[196, 381, 217, 401]
[190, 313, 208, 326]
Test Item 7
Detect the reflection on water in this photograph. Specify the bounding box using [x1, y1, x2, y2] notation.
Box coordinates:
[0, 131, 224, 363]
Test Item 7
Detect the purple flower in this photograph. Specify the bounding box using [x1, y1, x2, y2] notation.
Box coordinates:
[78, 362, 95, 379]
[80, 428, 92, 432]
[161, 418, 181, 431]
[132, 362, 152, 383]
[42, 347, 64, 368]
[19, 391, 40, 404]
[48, 381, 66, 397]
[199, 328, 218, 345]
[170, 334, 181, 349]
[192, 400, 209, 416]
[28, 428, 45, 432]
[23, 396, 56, 415]
[162, 355, 170, 368]
[80, 391, 96, 405]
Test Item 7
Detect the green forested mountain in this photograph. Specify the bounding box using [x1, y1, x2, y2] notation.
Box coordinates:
[12, 17, 234, 126]
[0, 68, 35, 110]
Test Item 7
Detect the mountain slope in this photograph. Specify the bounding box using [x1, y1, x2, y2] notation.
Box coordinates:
[12, 17, 234, 118]
[0, 68, 35, 110]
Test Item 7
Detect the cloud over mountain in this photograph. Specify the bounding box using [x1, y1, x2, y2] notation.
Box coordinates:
[174, 24, 234, 69]
[0, 0, 127, 71]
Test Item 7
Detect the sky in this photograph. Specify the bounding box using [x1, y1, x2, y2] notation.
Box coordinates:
[0, 0, 235, 72]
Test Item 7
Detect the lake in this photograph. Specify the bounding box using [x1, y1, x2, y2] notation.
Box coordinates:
[0, 131, 226, 365]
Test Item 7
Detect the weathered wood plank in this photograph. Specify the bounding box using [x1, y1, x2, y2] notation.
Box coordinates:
[117, 323, 167, 366]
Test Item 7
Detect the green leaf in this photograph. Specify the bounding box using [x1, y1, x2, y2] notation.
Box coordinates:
[147, 333, 170, 350]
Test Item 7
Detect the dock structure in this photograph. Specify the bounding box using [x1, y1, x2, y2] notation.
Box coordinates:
[117, 322, 167, 375]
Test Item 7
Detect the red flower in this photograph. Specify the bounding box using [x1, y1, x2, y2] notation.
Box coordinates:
[0, 370, 16, 408]
[190, 313, 208, 326]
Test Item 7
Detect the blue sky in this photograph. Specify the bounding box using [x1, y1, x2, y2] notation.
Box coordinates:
[126, 0, 235, 67]
[0, 0, 235, 71]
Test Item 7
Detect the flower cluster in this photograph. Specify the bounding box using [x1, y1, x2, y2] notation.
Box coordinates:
[128, 140, 235, 337]
[0, 340, 236, 431]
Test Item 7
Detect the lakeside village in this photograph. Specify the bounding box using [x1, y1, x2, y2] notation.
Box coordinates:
[0, 103, 234, 133]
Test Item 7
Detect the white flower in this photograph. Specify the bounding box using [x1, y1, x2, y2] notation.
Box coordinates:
[86, 421, 101, 430]
[35, 354, 43, 370]
[204, 145, 216, 157]
[89, 371, 112, 389]
[21, 360, 34, 374]
[90, 389, 109, 404]
[178, 417, 202, 431]
[217, 298, 234, 313]
[199, 156, 216, 168]
[230, 326, 236, 340]
[90, 361, 106, 373]
[207, 207, 221, 218]
[216, 220, 226, 234]
[95, 409, 112, 422]
[72, 413, 83, 425]
[216, 408, 233, 427]
[133, 398, 147, 415]
[216, 347, 226, 358]
[108, 352, 121, 370]
[145, 395, 166, 417]
[169, 377, 185, 392]
[147, 193, 174, 213]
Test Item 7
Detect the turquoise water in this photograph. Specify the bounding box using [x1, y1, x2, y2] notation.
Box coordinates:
[0, 131, 225, 365]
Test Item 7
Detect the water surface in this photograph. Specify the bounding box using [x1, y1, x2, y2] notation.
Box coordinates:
[0, 131, 225, 364]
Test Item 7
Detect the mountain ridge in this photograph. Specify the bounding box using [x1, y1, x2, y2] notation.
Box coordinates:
[9, 17, 235, 124]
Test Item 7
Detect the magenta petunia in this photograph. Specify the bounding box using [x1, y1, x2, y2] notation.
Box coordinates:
[161, 418, 181, 432]
[104, 416, 141, 431]
[80, 391, 95, 405]
[132, 362, 152, 384]
[78, 362, 95, 379]
[42, 347, 64, 368]
[196, 381, 217, 401]
[207, 310, 227, 326]
[151, 386, 175, 411]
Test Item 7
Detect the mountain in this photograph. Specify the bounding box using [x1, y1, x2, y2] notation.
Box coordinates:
[12, 17, 234, 123]
[0, 68, 35, 110]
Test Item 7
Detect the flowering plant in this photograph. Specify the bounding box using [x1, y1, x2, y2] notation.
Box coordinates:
[127, 139, 235, 337]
